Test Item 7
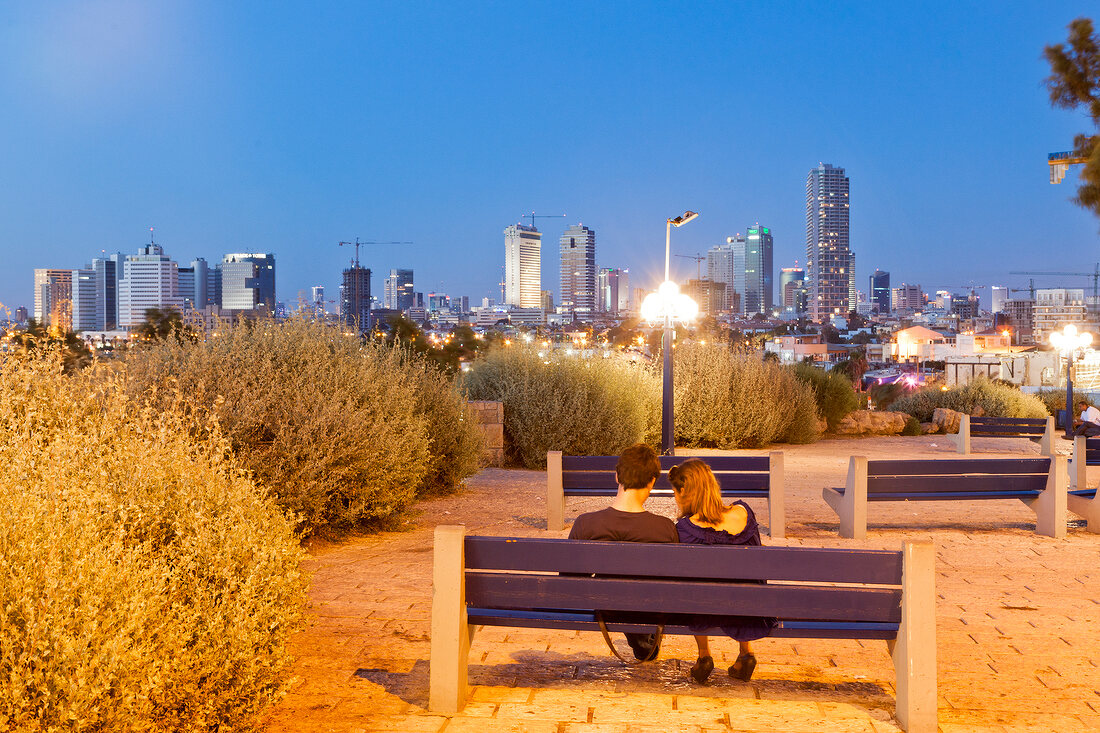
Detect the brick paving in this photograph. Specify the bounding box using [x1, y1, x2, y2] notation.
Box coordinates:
[262, 436, 1100, 732]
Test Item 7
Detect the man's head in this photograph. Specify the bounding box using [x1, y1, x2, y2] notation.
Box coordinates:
[615, 443, 661, 490]
[1080, 400, 1090, 410]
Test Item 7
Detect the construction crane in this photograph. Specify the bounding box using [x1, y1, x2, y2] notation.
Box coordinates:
[674, 253, 707, 281]
[1009, 266, 1100, 315]
[1009, 279, 1036, 300]
[521, 212, 566, 229]
[337, 237, 413, 332]
[1048, 151, 1090, 184]
[938, 284, 986, 299]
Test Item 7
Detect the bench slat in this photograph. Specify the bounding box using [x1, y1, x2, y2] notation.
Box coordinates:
[968, 426, 1045, 436]
[1069, 489, 1097, 499]
[466, 608, 898, 640]
[566, 487, 769, 498]
[465, 537, 903, 584]
[866, 475, 1047, 494]
[867, 458, 1050, 475]
[561, 455, 769, 471]
[563, 473, 769, 492]
[969, 417, 1047, 426]
[465, 573, 903, 623]
[833, 487, 1042, 501]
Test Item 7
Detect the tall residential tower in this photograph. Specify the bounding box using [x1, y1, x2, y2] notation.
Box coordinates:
[559, 224, 596, 320]
[806, 163, 853, 321]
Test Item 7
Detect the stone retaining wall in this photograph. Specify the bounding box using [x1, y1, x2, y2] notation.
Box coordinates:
[468, 400, 504, 467]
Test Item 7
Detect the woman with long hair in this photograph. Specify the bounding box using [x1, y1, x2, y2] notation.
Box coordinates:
[669, 458, 776, 684]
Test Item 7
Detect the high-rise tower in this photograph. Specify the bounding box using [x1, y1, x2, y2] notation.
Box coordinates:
[869, 270, 891, 313]
[384, 269, 415, 310]
[559, 224, 596, 320]
[806, 163, 853, 321]
[504, 224, 542, 308]
[744, 223, 774, 315]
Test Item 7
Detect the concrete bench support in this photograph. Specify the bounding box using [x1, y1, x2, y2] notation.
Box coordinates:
[822, 455, 868, 539]
[889, 541, 937, 733]
[950, 415, 1055, 456]
[1068, 437, 1100, 532]
[429, 525, 473, 713]
[767, 451, 786, 540]
[1021, 455, 1067, 539]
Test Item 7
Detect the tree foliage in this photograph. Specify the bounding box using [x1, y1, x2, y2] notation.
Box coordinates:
[1045, 18, 1100, 219]
[9, 319, 91, 372]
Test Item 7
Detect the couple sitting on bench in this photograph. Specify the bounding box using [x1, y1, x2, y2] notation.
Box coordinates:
[568, 444, 776, 684]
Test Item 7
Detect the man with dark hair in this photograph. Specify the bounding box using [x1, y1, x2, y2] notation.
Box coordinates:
[1073, 400, 1100, 436]
[568, 443, 677, 659]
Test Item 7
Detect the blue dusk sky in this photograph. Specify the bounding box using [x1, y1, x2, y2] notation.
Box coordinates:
[1, 1, 1097, 313]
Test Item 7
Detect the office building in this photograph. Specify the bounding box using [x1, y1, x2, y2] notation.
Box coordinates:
[14, 306, 28, 323]
[70, 269, 98, 332]
[504, 224, 542, 308]
[117, 243, 182, 329]
[806, 162, 853, 320]
[991, 286, 1008, 314]
[384, 269, 415, 311]
[1002, 299, 1035, 344]
[190, 258, 210, 309]
[708, 236, 745, 312]
[598, 267, 628, 315]
[33, 269, 73, 329]
[341, 266, 371, 333]
[221, 253, 275, 312]
[891, 284, 924, 312]
[91, 257, 118, 331]
[869, 270, 891, 313]
[780, 267, 807, 312]
[685, 279, 727, 316]
[178, 266, 197, 310]
[744, 223, 774, 315]
[559, 224, 597, 320]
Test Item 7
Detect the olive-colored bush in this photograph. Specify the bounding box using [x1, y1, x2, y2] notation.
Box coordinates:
[125, 317, 481, 534]
[790, 362, 860, 430]
[0, 349, 305, 731]
[674, 344, 821, 447]
[902, 415, 923, 436]
[463, 346, 659, 468]
[1033, 387, 1089, 418]
[888, 376, 1049, 422]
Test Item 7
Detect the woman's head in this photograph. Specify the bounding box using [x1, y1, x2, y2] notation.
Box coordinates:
[668, 458, 725, 523]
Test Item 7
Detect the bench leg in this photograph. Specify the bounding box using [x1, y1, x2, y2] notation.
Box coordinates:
[951, 415, 970, 455]
[768, 451, 785, 539]
[1039, 417, 1055, 457]
[546, 451, 565, 532]
[1022, 455, 1067, 539]
[889, 541, 937, 733]
[1070, 436, 1086, 491]
[822, 456, 866, 539]
[430, 525, 470, 713]
[1067, 493, 1100, 533]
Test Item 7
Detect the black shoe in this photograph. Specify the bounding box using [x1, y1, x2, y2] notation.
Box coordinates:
[625, 633, 658, 661]
[728, 653, 757, 681]
[690, 655, 714, 683]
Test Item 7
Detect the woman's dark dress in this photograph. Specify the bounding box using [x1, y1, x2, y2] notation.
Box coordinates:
[676, 501, 778, 642]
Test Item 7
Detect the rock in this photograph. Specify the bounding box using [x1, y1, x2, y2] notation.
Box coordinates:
[932, 408, 964, 435]
[834, 410, 908, 436]
[920, 422, 935, 435]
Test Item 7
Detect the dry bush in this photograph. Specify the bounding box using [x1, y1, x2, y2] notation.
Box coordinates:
[125, 318, 480, 534]
[888, 375, 1049, 421]
[463, 346, 659, 468]
[674, 344, 821, 448]
[0, 348, 305, 731]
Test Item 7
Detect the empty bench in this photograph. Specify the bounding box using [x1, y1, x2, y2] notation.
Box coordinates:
[950, 415, 1055, 455]
[547, 451, 785, 537]
[1068, 436, 1100, 532]
[823, 456, 1067, 539]
[429, 524, 937, 733]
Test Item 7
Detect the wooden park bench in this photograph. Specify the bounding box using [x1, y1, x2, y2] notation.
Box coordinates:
[1068, 436, 1100, 532]
[546, 451, 785, 538]
[822, 456, 1067, 539]
[428, 525, 937, 733]
[950, 415, 1055, 455]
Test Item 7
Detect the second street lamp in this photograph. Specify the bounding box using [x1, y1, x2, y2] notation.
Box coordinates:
[1050, 323, 1093, 438]
[642, 211, 699, 455]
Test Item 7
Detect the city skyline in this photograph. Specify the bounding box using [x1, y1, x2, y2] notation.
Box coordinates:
[1, 4, 1097, 312]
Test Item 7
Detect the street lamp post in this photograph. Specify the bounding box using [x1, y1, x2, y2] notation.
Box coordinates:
[642, 211, 699, 455]
[1050, 323, 1093, 439]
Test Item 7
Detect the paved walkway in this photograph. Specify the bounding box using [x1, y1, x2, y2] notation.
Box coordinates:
[262, 436, 1100, 732]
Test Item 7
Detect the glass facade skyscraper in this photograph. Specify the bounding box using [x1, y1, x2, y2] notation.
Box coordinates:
[744, 223, 774, 315]
[559, 224, 596, 320]
[869, 269, 891, 313]
[504, 224, 542, 308]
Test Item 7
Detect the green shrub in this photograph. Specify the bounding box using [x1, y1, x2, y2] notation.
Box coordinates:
[791, 362, 860, 430]
[0, 349, 305, 731]
[888, 375, 1049, 422]
[1033, 388, 1088, 417]
[125, 318, 481, 534]
[902, 415, 923, 436]
[674, 344, 821, 447]
[463, 346, 659, 468]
